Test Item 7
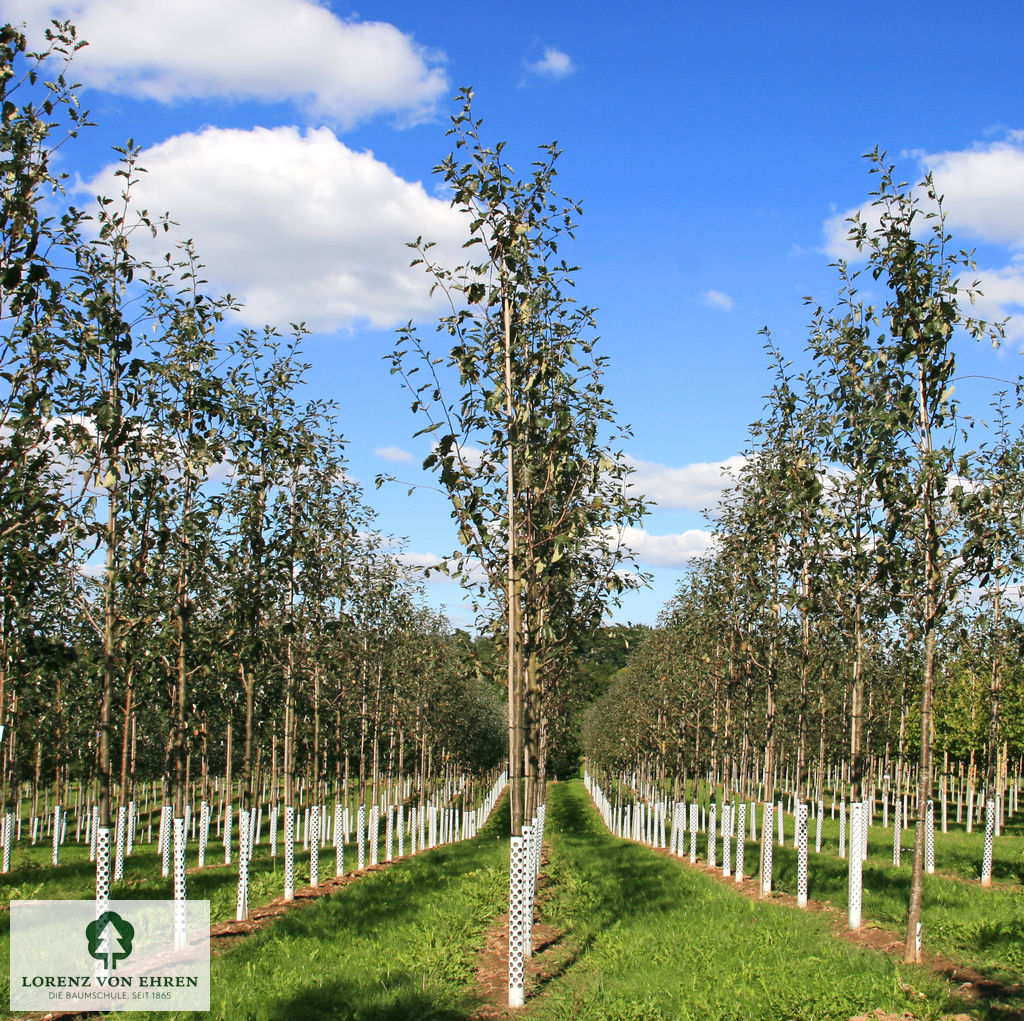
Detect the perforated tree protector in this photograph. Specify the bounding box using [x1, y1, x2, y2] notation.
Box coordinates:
[173, 816, 187, 948]
[236, 808, 250, 921]
[284, 805, 296, 901]
[848, 802, 863, 930]
[796, 802, 809, 907]
[925, 799, 935, 874]
[198, 801, 209, 867]
[223, 804, 233, 866]
[95, 827, 111, 914]
[707, 803, 717, 870]
[310, 806, 320, 888]
[762, 802, 774, 895]
[981, 798, 996, 885]
[507, 836, 528, 1007]
[735, 802, 746, 883]
[51, 805, 63, 866]
[357, 804, 366, 871]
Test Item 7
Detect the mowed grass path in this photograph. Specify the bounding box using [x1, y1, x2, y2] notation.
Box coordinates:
[145, 806, 513, 1021]
[527, 782, 965, 1021]
[87, 783, 996, 1020]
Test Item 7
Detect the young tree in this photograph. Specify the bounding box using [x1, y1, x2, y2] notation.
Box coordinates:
[840, 153, 1003, 961]
[386, 88, 644, 1007]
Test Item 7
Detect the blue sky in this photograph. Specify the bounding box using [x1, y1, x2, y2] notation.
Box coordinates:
[6, 0, 1024, 626]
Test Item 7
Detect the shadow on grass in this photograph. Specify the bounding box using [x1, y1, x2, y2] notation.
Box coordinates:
[261, 978, 476, 1020]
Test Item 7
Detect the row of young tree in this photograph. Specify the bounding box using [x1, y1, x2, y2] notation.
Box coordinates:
[584, 155, 1024, 963]
[1, 22, 505, 897]
[383, 90, 647, 1006]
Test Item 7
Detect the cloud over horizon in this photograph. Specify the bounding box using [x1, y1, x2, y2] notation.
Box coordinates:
[15, 0, 448, 129]
[78, 125, 468, 332]
[822, 133, 1024, 338]
[619, 526, 713, 568]
[624, 454, 744, 512]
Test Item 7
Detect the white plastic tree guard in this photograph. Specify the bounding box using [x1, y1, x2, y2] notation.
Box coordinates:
[735, 802, 746, 882]
[689, 803, 698, 863]
[848, 802, 862, 930]
[777, 801, 784, 845]
[925, 799, 935, 875]
[386, 805, 395, 862]
[113, 805, 126, 881]
[51, 805, 62, 866]
[815, 800, 823, 853]
[707, 802, 717, 869]
[370, 805, 380, 866]
[310, 805, 320, 888]
[357, 804, 366, 870]
[892, 799, 902, 866]
[796, 802, 808, 908]
[507, 835, 528, 1008]
[522, 823, 535, 959]
[173, 816, 187, 950]
[95, 826, 111, 913]
[236, 807, 250, 921]
[269, 803, 278, 857]
[838, 800, 846, 859]
[722, 802, 732, 878]
[159, 805, 172, 877]
[223, 803, 233, 865]
[284, 805, 296, 901]
[761, 801, 774, 895]
[410, 806, 418, 855]
[981, 798, 996, 886]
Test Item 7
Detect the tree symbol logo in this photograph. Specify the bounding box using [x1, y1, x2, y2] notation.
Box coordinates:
[86, 911, 135, 970]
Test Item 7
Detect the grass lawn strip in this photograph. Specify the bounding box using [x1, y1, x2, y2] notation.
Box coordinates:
[4, 804, 512, 1021]
[525, 781, 973, 1021]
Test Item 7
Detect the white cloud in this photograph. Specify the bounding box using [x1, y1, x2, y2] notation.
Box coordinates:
[922, 139, 1024, 248]
[375, 446, 415, 464]
[396, 550, 444, 570]
[525, 46, 575, 80]
[618, 526, 713, 568]
[14, 0, 447, 129]
[969, 260, 1024, 340]
[822, 134, 1024, 337]
[77, 126, 469, 332]
[701, 289, 734, 310]
[624, 454, 745, 511]
[397, 551, 488, 584]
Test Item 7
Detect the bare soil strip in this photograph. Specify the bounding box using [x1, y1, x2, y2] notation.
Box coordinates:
[470, 850, 573, 1020]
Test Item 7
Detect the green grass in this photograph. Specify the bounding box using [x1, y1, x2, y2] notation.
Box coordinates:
[3, 788, 1020, 1019]
[525, 782, 972, 1021]
[760, 809, 1024, 990]
[0, 825, 425, 1018]
[136, 802, 512, 1021]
